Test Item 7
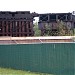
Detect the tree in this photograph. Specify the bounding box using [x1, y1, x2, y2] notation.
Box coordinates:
[33, 21, 73, 36]
[33, 22, 41, 36]
[43, 20, 73, 36]
[57, 20, 73, 36]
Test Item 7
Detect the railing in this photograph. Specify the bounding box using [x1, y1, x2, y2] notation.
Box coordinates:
[0, 36, 75, 44]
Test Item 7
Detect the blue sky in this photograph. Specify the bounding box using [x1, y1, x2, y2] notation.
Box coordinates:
[0, 0, 75, 13]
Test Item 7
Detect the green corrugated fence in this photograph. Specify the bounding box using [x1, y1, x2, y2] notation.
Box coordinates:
[0, 43, 75, 75]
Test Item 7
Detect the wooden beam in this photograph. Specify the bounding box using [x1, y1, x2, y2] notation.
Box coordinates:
[19, 21, 21, 36]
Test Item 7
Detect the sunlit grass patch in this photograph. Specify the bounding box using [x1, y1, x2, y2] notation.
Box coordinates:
[0, 68, 53, 75]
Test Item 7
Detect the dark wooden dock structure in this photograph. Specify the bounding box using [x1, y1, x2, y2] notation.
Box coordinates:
[38, 13, 75, 35]
[0, 11, 38, 37]
[0, 11, 75, 36]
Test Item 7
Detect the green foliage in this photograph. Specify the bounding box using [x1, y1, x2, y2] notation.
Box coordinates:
[74, 29, 75, 35]
[33, 22, 41, 36]
[57, 21, 73, 36]
[43, 21, 73, 36]
[33, 21, 74, 36]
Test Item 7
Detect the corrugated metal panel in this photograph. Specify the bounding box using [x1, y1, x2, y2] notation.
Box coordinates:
[0, 43, 75, 75]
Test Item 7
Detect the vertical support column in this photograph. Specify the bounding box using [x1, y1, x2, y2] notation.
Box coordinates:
[26, 21, 29, 36]
[21, 21, 22, 36]
[30, 21, 33, 36]
[24, 21, 27, 36]
[8, 21, 9, 36]
[14, 21, 16, 36]
[6, 21, 8, 36]
[10, 21, 12, 36]
[66, 15, 68, 21]
[15, 21, 17, 37]
[17, 21, 19, 37]
[22, 21, 24, 36]
[0, 21, 2, 36]
[2, 21, 4, 36]
[1, 21, 3, 36]
[19, 21, 21, 36]
[39, 15, 41, 22]
[12, 21, 13, 37]
[71, 15, 72, 21]
[48, 15, 50, 22]
[40, 23, 44, 36]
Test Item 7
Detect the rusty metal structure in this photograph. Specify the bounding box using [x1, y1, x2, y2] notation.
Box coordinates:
[0, 11, 75, 36]
[0, 11, 38, 37]
[38, 13, 75, 35]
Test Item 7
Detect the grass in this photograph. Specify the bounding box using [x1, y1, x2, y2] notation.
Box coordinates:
[0, 68, 53, 75]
